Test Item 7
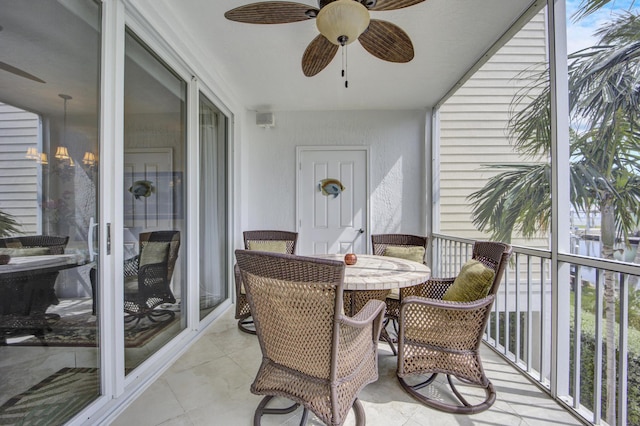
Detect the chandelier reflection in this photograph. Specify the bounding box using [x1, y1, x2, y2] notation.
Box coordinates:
[82, 152, 97, 167]
[24, 93, 97, 173]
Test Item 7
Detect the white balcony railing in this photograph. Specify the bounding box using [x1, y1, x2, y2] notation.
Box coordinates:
[432, 234, 638, 426]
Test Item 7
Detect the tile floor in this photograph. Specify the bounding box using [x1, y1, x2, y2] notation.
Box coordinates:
[113, 307, 583, 426]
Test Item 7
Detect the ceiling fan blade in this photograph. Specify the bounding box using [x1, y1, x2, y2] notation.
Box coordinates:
[359, 19, 414, 63]
[368, 0, 425, 11]
[0, 61, 45, 83]
[225, 2, 318, 24]
[302, 34, 339, 77]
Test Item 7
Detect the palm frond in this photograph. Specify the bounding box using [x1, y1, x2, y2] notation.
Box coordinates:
[0, 210, 22, 237]
[468, 164, 551, 243]
[572, 0, 638, 22]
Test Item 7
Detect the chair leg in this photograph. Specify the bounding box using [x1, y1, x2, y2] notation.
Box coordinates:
[397, 373, 496, 414]
[379, 326, 397, 355]
[148, 309, 175, 323]
[352, 398, 366, 426]
[124, 308, 175, 327]
[298, 408, 309, 426]
[237, 317, 257, 335]
[253, 395, 300, 426]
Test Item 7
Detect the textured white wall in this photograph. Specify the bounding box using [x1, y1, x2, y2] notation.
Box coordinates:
[240, 109, 428, 240]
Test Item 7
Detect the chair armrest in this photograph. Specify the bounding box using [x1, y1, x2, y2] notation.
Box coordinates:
[336, 299, 385, 377]
[234, 263, 242, 294]
[340, 299, 386, 350]
[340, 299, 385, 328]
[399, 295, 496, 350]
[401, 294, 494, 311]
[123, 255, 139, 278]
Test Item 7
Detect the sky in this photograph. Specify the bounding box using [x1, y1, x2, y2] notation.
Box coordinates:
[566, 0, 639, 54]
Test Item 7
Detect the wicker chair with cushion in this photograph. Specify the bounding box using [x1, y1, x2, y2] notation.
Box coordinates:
[234, 230, 297, 334]
[235, 250, 385, 426]
[123, 230, 180, 324]
[91, 231, 180, 322]
[0, 235, 70, 342]
[396, 241, 512, 414]
[371, 234, 428, 355]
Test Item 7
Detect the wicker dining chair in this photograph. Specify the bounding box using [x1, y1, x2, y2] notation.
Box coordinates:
[123, 230, 180, 324]
[234, 230, 297, 334]
[371, 234, 428, 355]
[90, 231, 180, 323]
[235, 250, 385, 426]
[0, 235, 69, 343]
[396, 241, 512, 414]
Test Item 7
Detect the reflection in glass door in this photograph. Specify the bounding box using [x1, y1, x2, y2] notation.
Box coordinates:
[123, 29, 187, 371]
[0, 1, 101, 423]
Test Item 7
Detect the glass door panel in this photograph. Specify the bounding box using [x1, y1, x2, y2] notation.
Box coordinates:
[198, 94, 228, 320]
[0, 1, 101, 423]
[123, 29, 187, 371]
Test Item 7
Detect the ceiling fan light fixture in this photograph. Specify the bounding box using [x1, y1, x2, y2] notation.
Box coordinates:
[316, 0, 370, 46]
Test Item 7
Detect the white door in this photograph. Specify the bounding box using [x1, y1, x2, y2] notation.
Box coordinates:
[123, 148, 173, 257]
[297, 147, 369, 255]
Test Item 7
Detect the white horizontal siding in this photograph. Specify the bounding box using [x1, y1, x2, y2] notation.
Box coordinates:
[437, 12, 549, 248]
[0, 102, 39, 234]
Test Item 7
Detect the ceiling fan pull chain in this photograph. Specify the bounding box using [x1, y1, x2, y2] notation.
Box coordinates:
[343, 44, 348, 88]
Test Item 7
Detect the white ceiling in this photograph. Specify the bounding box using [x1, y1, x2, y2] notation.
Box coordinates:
[0, 0, 539, 117]
[138, 0, 538, 111]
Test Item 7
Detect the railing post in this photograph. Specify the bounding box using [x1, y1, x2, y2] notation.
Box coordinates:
[547, 0, 571, 400]
[594, 269, 603, 424]
[618, 273, 628, 425]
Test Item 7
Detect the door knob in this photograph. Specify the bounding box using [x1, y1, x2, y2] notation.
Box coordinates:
[358, 228, 365, 234]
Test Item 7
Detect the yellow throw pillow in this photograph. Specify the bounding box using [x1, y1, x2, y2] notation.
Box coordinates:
[442, 259, 495, 302]
[139, 241, 170, 266]
[383, 245, 425, 264]
[247, 240, 288, 253]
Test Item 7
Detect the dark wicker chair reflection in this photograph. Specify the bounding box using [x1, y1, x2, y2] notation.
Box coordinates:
[371, 233, 428, 355]
[234, 230, 297, 334]
[396, 241, 512, 414]
[0, 235, 69, 343]
[235, 250, 385, 426]
[91, 231, 180, 325]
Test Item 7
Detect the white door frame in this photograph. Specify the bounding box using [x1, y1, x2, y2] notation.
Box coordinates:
[295, 145, 371, 254]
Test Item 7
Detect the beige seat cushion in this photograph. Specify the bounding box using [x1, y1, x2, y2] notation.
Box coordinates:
[139, 241, 170, 266]
[383, 245, 425, 264]
[247, 240, 288, 253]
[442, 259, 495, 302]
[239, 241, 289, 294]
[0, 247, 50, 256]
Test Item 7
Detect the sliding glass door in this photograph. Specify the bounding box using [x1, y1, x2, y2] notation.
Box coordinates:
[123, 29, 187, 371]
[0, 2, 232, 422]
[0, 1, 102, 423]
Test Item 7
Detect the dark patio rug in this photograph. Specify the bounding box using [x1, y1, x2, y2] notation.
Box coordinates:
[0, 367, 99, 426]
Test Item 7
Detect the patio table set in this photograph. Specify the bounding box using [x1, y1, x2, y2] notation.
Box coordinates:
[234, 230, 512, 426]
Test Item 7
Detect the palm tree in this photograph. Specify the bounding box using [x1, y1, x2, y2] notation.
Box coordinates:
[0, 209, 21, 237]
[468, 8, 640, 425]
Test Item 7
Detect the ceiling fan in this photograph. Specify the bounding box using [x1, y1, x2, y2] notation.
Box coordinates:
[0, 26, 45, 84]
[225, 0, 424, 80]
